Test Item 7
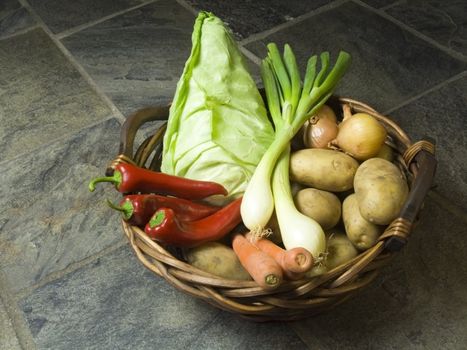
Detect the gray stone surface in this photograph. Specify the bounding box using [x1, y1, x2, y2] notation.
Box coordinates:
[386, 0, 467, 56]
[360, 0, 397, 9]
[185, 0, 333, 39]
[1, 0, 467, 348]
[389, 75, 467, 211]
[292, 198, 467, 349]
[0, 0, 36, 39]
[62, 0, 196, 117]
[0, 118, 125, 292]
[27, 0, 146, 34]
[0, 28, 113, 162]
[19, 246, 307, 350]
[0, 299, 21, 350]
[245, 1, 466, 112]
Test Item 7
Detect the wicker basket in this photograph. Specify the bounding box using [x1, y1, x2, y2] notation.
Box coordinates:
[105, 97, 436, 322]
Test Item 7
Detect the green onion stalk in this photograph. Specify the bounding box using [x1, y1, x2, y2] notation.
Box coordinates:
[240, 43, 351, 258]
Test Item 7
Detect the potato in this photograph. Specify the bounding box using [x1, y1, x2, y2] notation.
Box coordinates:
[354, 158, 409, 225]
[290, 149, 359, 192]
[290, 181, 305, 196]
[375, 143, 394, 162]
[185, 242, 251, 280]
[294, 188, 341, 230]
[325, 232, 359, 270]
[342, 194, 383, 250]
[305, 228, 358, 276]
[305, 264, 327, 278]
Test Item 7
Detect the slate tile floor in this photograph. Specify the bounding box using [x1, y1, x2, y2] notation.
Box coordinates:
[1, 0, 466, 349]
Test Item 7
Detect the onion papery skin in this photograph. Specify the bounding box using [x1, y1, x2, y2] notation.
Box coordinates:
[302, 105, 338, 149]
[332, 113, 387, 161]
[304, 116, 339, 148]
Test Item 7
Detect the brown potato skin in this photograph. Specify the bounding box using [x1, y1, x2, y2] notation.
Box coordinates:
[290, 149, 359, 192]
[325, 233, 359, 270]
[342, 194, 383, 250]
[294, 188, 341, 230]
[354, 158, 409, 225]
[185, 242, 252, 280]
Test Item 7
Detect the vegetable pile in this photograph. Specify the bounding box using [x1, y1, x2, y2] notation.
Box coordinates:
[89, 12, 410, 290]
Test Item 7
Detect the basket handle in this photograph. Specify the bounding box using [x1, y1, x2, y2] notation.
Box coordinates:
[106, 106, 170, 175]
[382, 137, 437, 251]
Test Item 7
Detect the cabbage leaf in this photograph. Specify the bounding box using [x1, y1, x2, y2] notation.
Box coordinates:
[161, 12, 274, 203]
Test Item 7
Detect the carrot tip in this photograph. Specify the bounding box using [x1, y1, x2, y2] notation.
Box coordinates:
[295, 253, 308, 267]
[265, 274, 280, 286]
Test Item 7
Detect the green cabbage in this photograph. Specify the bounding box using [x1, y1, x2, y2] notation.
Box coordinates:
[161, 12, 274, 204]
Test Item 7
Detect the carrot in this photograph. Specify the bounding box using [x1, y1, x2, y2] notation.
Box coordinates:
[246, 233, 314, 274]
[232, 233, 283, 290]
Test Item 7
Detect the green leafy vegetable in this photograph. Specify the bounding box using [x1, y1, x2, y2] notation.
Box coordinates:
[161, 12, 274, 204]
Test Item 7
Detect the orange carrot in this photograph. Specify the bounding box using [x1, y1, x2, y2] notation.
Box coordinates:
[232, 233, 283, 290]
[246, 233, 314, 274]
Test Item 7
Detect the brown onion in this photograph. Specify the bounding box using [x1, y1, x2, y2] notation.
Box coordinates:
[331, 112, 387, 161]
[303, 105, 338, 148]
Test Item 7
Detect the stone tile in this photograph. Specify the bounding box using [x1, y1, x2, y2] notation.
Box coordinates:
[386, 0, 467, 56]
[27, 0, 146, 34]
[389, 75, 467, 211]
[0, 299, 21, 350]
[292, 199, 467, 349]
[360, 0, 397, 9]
[185, 0, 333, 39]
[245, 1, 466, 112]
[19, 246, 307, 350]
[0, 0, 36, 39]
[0, 118, 125, 292]
[0, 28, 113, 162]
[62, 0, 196, 117]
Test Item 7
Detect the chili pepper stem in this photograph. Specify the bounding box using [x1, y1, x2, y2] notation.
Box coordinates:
[149, 210, 166, 227]
[88, 171, 122, 192]
[106, 199, 125, 213]
[106, 199, 134, 220]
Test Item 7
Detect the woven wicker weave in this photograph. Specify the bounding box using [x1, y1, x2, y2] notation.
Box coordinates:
[106, 97, 436, 321]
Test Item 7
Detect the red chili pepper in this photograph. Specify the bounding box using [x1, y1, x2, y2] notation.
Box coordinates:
[144, 197, 243, 247]
[106, 194, 220, 227]
[88, 163, 227, 200]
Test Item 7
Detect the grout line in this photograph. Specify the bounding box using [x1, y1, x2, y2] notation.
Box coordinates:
[56, 0, 159, 39]
[239, 46, 262, 67]
[0, 114, 121, 168]
[0, 115, 120, 166]
[352, 0, 467, 63]
[239, 0, 349, 46]
[175, 0, 199, 16]
[0, 23, 40, 41]
[380, 0, 405, 12]
[15, 240, 128, 301]
[176, 0, 262, 67]
[0, 271, 37, 350]
[19, 0, 126, 124]
[382, 70, 467, 115]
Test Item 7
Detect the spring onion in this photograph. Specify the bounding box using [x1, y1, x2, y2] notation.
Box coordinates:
[272, 146, 326, 257]
[240, 43, 351, 257]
